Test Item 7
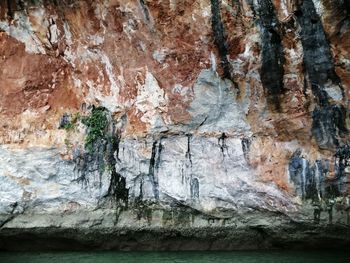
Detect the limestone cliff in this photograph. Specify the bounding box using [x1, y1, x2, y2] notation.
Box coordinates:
[0, 0, 350, 250]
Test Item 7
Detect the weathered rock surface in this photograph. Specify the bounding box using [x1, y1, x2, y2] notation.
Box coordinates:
[1, 0, 350, 250]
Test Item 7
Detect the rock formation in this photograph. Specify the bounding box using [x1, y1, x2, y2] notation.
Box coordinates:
[0, 0, 350, 250]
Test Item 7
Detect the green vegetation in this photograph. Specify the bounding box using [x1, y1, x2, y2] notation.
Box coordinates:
[62, 112, 81, 131]
[71, 112, 81, 123]
[104, 164, 113, 173]
[81, 106, 108, 152]
[64, 138, 72, 147]
[63, 122, 75, 131]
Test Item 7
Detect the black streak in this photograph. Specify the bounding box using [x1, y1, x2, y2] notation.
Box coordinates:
[252, 0, 285, 110]
[296, 0, 341, 94]
[6, 0, 13, 19]
[288, 148, 348, 200]
[139, 0, 150, 22]
[105, 134, 129, 210]
[218, 132, 228, 154]
[295, 0, 346, 149]
[185, 134, 192, 166]
[210, 0, 233, 81]
[312, 105, 347, 149]
[241, 137, 251, 163]
[0, 202, 18, 228]
[155, 140, 163, 170]
[149, 141, 159, 200]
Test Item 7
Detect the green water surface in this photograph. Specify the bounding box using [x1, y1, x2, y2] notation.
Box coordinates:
[0, 251, 349, 263]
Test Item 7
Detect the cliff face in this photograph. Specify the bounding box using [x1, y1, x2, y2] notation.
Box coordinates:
[1, 0, 350, 249]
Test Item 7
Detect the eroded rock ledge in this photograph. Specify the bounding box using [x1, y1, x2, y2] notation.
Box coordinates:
[1, 225, 350, 251]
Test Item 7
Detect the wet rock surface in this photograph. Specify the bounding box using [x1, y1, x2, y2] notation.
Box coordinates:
[1, 224, 350, 251]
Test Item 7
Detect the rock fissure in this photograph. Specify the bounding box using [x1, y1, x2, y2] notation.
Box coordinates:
[148, 140, 160, 201]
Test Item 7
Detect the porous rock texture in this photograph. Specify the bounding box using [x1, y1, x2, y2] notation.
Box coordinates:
[1, 0, 350, 250]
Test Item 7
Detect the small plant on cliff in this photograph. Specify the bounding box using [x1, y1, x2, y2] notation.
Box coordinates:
[63, 122, 75, 131]
[60, 112, 81, 131]
[81, 106, 108, 152]
[64, 138, 72, 147]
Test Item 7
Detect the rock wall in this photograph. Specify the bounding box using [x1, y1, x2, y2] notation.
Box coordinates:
[1, 0, 350, 249]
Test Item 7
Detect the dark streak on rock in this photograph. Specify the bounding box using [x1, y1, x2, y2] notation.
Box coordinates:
[312, 105, 347, 149]
[288, 149, 348, 200]
[295, 0, 341, 95]
[345, 1, 350, 15]
[58, 113, 70, 129]
[6, 0, 13, 19]
[190, 178, 200, 201]
[210, 0, 234, 82]
[104, 132, 129, 214]
[295, 0, 347, 149]
[185, 134, 192, 166]
[218, 132, 228, 155]
[139, 177, 144, 202]
[72, 110, 129, 220]
[0, 202, 18, 229]
[149, 141, 159, 200]
[241, 137, 251, 163]
[105, 171, 129, 222]
[289, 150, 306, 199]
[334, 144, 350, 194]
[155, 140, 163, 170]
[251, 0, 285, 110]
[139, 0, 150, 22]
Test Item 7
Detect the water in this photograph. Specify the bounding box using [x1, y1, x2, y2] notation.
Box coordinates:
[0, 251, 349, 263]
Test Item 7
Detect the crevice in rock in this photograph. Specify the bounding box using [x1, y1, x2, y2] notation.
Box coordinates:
[155, 140, 163, 170]
[149, 140, 159, 200]
[139, 0, 150, 22]
[198, 116, 208, 129]
[0, 202, 22, 229]
[185, 134, 192, 166]
[218, 132, 228, 155]
[210, 0, 234, 82]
